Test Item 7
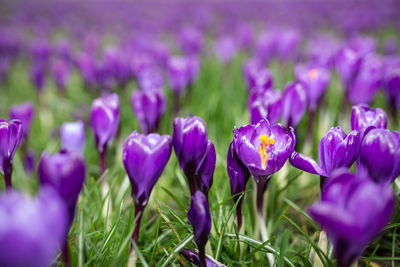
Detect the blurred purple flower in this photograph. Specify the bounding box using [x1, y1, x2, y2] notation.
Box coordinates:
[167, 56, 190, 94]
[309, 170, 395, 267]
[179, 26, 204, 55]
[281, 82, 307, 128]
[9, 102, 34, 141]
[213, 36, 237, 64]
[60, 121, 86, 154]
[249, 88, 282, 125]
[0, 187, 68, 267]
[295, 64, 331, 111]
[335, 47, 362, 92]
[348, 54, 383, 105]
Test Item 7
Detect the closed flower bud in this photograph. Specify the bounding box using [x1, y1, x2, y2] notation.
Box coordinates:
[188, 191, 212, 252]
[281, 82, 307, 128]
[9, 102, 35, 141]
[60, 121, 85, 154]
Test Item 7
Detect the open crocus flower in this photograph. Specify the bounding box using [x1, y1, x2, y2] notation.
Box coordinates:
[122, 131, 172, 244]
[60, 121, 85, 154]
[309, 170, 395, 267]
[281, 82, 307, 128]
[0, 187, 68, 267]
[0, 119, 22, 189]
[357, 128, 400, 184]
[233, 118, 295, 264]
[131, 89, 166, 134]
[290, 127, 359, 190]
[90, 93, 120, 174]
[249, 88, 282, 125]
[295, 64, 331, 112]
[233, 119, 295, 183]
[173, 116, 216, 196]
[350, 104, 387, 134]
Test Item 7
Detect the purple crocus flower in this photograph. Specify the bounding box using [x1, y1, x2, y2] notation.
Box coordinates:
[137, 67, 164, 91]
[254, 31, 277, 64]
[247, 68, 274, 92]
[9, 102, 34, 141]
[309, 170, 395, 267]
[131, 89, 166, 134]
[236, 23, 253, 51]
[90, 93, 120, 174]
[186, 56, 200, 86]
[233, 119, 295, 259]
[167, 56, 190, 94]
[122, 131, 172, 243]
[227, 142, 250, 231]
[0, 187, 68, 267]
[350, 104, 387, 133]
[290, 127, 359, 190]
[275, 29, 300, 63]
[181, 249, 226, 267]
[30, 62, 46, 92]
[213, 36, 237, 64]
[52, 59, 70, 91]
[348, 54, 383, 105]
[38, 151, 86, 223]
[24, 150, 35, 174]
[281, 82, 307, 128]
[0, 119, 22, 189]
[383, 56, 400, 118]
[188, 191, 212, 267]
[173, 116, 216, 196]
[348, 35, 376, 57]
[179, 26, 204, 56]
[60, 121, 86, 154]
[75, 53, 96, 89]
[242, 58, 262, 90]
[335, 47, 362, 92]
[249, 88, 282, 125]
[357, 128, 400, 184]
[295, 64, 331, 112]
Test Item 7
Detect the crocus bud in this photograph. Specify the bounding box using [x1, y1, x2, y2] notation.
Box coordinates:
[335, 48, 362, 91]
[242, 58, 262, 90]
[195, 140, 216, 196]
[309, 170, 395, 267]
[131, 90, 166, 134]
[188, 191, 212, 264]
[0, 188, 68, 267]
[24, 150, 35, 174]
[357, 128, 400, 184]
[295, 64, 331, 112]
[227, 142, 250, 230]
[348, 54, 383, 105]
[60, 121, 86, 154]
[350, 104, 387, 133]
[90, 93, 120, 154]
[383, 56, 400, 114]
[290, 127, 359, 190]
[249, 88, 282, 125]
[186, 56, 200, 86]
[0, 119, 22, 189]
[167, 56, 190, 94]
[75, 53, 96, 88]
[233, 119, 296, 183]
[173, 116, 209, 194]
[281, 82, 307, 128]
[137, 67, 164, 91]
[122, 131, 172, 243]
[38, 151, 86, 222]
[181, 249, 226, 267]
[9, 101, 35, 141]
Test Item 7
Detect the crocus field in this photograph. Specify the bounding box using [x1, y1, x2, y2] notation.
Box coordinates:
[1, 1, 400, 266]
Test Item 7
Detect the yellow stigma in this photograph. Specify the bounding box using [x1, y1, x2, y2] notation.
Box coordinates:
[259, 134, 275, 170]
[308, 68, 318, 79]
